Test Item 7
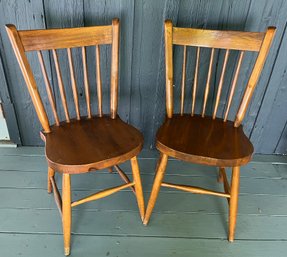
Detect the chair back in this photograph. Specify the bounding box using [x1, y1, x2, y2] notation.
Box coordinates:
[6, 18, 120, 133]
[164, 20, 276, 127]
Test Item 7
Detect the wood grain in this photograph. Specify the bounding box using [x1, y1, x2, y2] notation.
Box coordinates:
[19, 26, 113, 51]
[173, 27, 265, 51]
[42, 116, 143, 173]
[156, 114, 253, 167]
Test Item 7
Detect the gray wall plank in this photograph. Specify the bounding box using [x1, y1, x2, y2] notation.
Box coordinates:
[0, 50, 21, 144]
[0, 0, 286, 153]
[0, 0, 50, 145]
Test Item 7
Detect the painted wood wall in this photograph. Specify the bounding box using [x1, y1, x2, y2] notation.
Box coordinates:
[0, 0, 286, 154]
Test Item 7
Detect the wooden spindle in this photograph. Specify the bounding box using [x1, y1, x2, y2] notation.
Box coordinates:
[82, 47, 92, 119]
[224, 51, 244, 122]
[52, 49, 70, 122]
[96, 45, 103, 117]
[180, 45, 187, 115]
[213, 49, 230, 119]
[37, 51, 59, 126]
[192, 47, 200, 116]
[67, 48, 80, 120]
[110, 18, 120, 119]
[202, 48, 215, 117]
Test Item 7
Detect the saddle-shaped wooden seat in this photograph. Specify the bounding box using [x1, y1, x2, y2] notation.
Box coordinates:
[156, 114, 253, 167]
[42, 116, 143, 173]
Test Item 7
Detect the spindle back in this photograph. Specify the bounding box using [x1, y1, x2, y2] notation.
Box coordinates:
[6, 18, 120, 133]
[164, 20, 276, 127]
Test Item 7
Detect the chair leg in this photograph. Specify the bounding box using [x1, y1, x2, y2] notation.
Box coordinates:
[217, 167, 224, 183]
[143, 153, 168, 225]
[130, 156, 145, 221]
[229, 166, 240, 242]
[62, 173, 71, 256]
[47, 167, 55, 194]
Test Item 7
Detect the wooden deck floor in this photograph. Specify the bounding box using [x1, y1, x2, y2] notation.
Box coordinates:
[0, 147, 286, 256]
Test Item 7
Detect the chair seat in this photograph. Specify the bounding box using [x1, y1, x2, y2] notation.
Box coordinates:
[41, 116, 143, 173]
[156, 114, 254, 167]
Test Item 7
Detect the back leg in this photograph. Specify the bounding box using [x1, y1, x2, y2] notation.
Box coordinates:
[47, 167, 55, 193]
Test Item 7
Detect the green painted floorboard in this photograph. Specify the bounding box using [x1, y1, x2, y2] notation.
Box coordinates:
[0, 147, 286, 256]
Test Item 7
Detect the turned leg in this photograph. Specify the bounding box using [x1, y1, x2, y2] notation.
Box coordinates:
[143, 153, 168, 225]
[229, 166, 240, 242]
[47, 167, 55, 194]
[62, 174, 71, 255]
[130, 156, 145, 221]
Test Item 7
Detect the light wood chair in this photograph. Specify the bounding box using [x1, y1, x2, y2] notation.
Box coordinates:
[6, 18, 145, 255]
[143, 20, 276, 241]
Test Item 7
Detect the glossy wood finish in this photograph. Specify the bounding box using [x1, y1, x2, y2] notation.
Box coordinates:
[229, 166, 240, 242]
[110, 19, 120, 119]
[224, 51, 244, 122]
[71, 182, 135, 207]
[235, 27, 276, 127]
[143, 153, 168, 225]
[191, 47, 200, 116]
[6, 19, 145, 255]
[130, 156, 145, 221]
[156, 115, 253, 167]
[213, 50, 230, 119]
[67, 48, 80, 120]
[144, 21, 275, 242]
[18, 26, 113, 51]
[42, 116, 143, 173]
[180, 45, 187, 115]
[202, 48, 215, 117]
[82, 46, 92, 119]
[37, 51, 60, 126]
[173, 27, 265, 51]
[62, 174, 71, 256]
[5, 24, 50, 133]
[47, 167, 55, 193]
[95, 45, 103, 117]
[164, 20, 173, 118]
[52, 49, 70, 122]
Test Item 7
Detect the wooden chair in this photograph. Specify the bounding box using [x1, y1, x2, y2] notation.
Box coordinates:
[6, 18, 145, 255]
[143, 20, 276, 241]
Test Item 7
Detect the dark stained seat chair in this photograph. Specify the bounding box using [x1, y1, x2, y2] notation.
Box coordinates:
[156, 114, 253, 167]
[6, 18, 145, 256]
[43, 116, 143, 173]
[143, 20, 276, 242]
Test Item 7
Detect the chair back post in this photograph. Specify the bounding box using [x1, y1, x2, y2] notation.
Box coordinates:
[110, 18, 120, 119]
[5, 24, 51, 132]
[165, 20, 174, 118]
[234, 27, 276, 127]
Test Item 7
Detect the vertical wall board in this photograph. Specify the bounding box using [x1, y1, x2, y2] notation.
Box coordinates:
[0, 51, 21, 144]
[0, 0, 286, 153]
[0, 0, 49, 145]
[83, 0, 123, 116]
[211, 0, 251, 120]
[276, 121, 287, 154]
[251, 22, 287, 153]
[43, 0, 85, 121]
[238, 0, 286, 137]
[117, 0, 135, 123]
[150, 0, 181, 148]
[249, 1, 287, 153]
[129, 0, 166, 147]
